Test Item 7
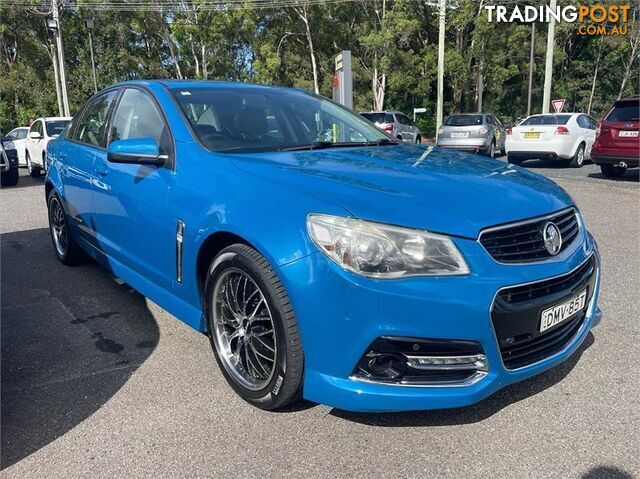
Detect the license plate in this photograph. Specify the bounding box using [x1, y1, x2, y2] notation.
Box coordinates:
[451, 132, 469, 138]
[540, 290, 587, 333]
[524, 132, 540, 139]
[619, 130, 639, 137]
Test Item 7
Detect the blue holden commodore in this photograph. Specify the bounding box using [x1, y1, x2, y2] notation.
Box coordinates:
[45, 80, 601, 412]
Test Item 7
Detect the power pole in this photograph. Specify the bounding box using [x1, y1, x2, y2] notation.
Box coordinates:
[49, 41, 64, 117]
[436, 0, 446, 137]
[542, 0, 556, 114]
[527, 22, 536, 116]
[52, 0, 70, 116]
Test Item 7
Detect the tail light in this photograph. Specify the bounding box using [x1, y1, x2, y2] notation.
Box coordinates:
[479, 126, 489, 135]
[381, 123, 393, 131]
[555, 126, 570, 135]
[505, 127, 512, 135]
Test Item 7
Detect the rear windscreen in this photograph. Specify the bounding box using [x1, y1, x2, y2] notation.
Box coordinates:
[360, 113, 393, 124]
[46, 120, 70, 137]
[520, 115, 571, 126]
[444, 115, 483, 126]
[606, 103, 640, 122]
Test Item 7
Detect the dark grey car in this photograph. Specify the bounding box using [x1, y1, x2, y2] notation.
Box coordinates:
[360, 111, 422, 144]
[436, 113, 506, 157]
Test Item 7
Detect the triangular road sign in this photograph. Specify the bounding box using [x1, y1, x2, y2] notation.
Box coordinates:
[551, 99, 566, 113]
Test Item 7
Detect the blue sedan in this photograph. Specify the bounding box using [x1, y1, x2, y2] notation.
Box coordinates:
[45, 80, 601, 412]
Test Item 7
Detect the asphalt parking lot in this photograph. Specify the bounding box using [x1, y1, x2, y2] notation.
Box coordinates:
[1, 161, 638, 478]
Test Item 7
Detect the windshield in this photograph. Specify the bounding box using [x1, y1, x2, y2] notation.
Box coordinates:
[360, 112, 394, 124]
[606, 103, 640, 122]
[170, 86, 389, 153]
[444, 115, 483, 126]
[520, 115, 571, 126]
[46, 120, 70, 137]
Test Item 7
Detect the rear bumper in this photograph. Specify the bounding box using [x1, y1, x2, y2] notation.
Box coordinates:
[437, 138, 491, 153]
[592, 152, 639, 167]
[507, 151, 566, 161]
[506, 138, 575, 160]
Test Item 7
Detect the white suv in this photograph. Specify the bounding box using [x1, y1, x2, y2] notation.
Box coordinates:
[25, 117, 71, 176]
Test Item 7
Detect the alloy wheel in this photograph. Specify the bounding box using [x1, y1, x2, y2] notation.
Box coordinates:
[49, 197, 68, 256]
[211, 268, 277, 391]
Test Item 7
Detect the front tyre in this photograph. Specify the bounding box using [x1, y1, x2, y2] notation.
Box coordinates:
[47, 190, 85, 265]
[205, 244, 303, 410]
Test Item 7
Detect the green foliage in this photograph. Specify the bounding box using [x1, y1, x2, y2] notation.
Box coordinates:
[1, 1, 637, 134]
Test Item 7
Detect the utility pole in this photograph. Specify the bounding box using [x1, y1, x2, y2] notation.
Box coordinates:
[49, 41, 64, 117]
[52, 0, 70, 116]
[542, 0, 556, 114]
[85, 18, 98, 93]
[436, 0, 446, 137]
[527, 22, 536, 116]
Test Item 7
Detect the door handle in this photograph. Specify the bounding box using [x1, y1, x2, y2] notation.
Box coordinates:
[94, 164, 109, 176]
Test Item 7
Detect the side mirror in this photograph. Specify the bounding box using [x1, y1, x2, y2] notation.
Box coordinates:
[29, 131, 42, 140]
[107, 138, 166, 166]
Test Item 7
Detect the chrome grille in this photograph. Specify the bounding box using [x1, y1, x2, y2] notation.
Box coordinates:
[479, 208, 580, 263]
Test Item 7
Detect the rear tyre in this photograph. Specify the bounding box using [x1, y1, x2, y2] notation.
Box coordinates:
[507, 155, 522, 166]
[47, 190, 85, 265]
[486, 141, 496, 158]
[569, 143, 585, 168]
[600, 163, 627, 178]
[1, 168, 19, 186]
[205, 244, 304, 410]
[26, 153, 41, 177]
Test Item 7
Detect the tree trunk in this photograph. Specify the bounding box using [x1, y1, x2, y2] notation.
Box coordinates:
[587, 37, 604, 115]
[201, 43, 208, 79]
[476, 59, 484, 112]
[618, 30, 639, 99]
[295, 5, 319, 94]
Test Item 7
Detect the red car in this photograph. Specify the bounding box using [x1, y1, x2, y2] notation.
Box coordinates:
[592, 95, 640, 178]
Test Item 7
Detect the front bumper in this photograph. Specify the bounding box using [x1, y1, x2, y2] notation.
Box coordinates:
[279, 229, 600, 412]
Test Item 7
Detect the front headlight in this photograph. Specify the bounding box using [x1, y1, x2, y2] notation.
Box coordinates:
[307, 214, 470, 278]
[2, 140, 15, 150]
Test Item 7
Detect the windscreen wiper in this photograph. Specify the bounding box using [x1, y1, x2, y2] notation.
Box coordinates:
[279, 139, 398, 152]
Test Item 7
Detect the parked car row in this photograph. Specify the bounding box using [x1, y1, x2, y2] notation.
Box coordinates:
[4, 117, 72, 177]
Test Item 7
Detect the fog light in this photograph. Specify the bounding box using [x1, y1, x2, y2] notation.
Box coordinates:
[352, 336, 488, 386]
[407, 354, 488, 372]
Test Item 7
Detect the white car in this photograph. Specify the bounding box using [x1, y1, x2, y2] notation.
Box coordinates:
[505, 113, 597, 168]
[6, 127, 29, 166]
[25, 117, 71, 176]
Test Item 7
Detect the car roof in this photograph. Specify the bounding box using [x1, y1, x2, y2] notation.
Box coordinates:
[10, 127, 29, 131]
[615, 95, 639, 103]
[359, 110, 403, 115]
[115, 79, 310, 96]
